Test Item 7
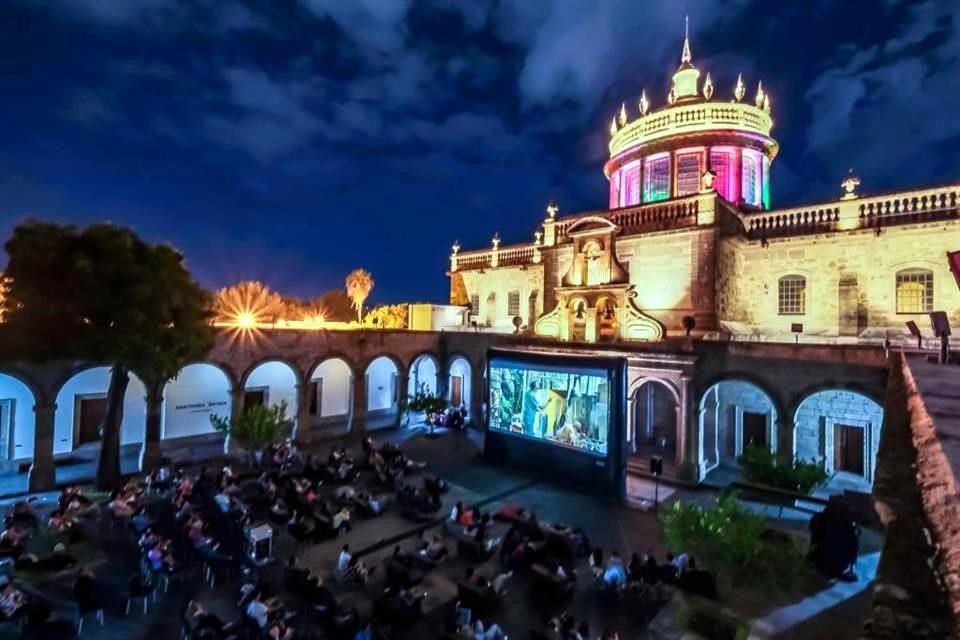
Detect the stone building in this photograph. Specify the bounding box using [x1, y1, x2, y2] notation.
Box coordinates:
[448, 34, 960, 346]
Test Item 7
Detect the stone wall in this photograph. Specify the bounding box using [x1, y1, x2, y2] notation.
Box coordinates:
[458, 265, 545, 332]
[718, 219, 960, 339]
[714, 380, 777, 462]
[794, 390, 883, 480]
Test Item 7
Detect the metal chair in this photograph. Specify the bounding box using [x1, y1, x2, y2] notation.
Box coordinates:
[126, 574, 156, 616]
[75, 602, 104, 634]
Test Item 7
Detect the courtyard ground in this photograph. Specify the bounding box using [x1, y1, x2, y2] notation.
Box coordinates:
[0, 427, 882, 639]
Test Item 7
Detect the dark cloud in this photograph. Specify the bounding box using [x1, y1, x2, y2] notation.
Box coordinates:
[0, 0, 957, 302]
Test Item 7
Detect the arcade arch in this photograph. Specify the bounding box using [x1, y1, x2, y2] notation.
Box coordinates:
[163, 364, 231, 441]
[308, 358, 354, 431]
[366, 356, 399, 431]
[243, 360, 299, 426]
[0, 373, 38, 463]
[54, 367, 147, 454]
[699, 378, 779, 471]
[408, 354, 439, 397]
[448, 356, 472, 412]
[630, 379, 680, 462]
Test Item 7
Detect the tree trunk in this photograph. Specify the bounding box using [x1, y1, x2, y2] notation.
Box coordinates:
[96, 365, 129, 491]
[140, 382, 164, 473]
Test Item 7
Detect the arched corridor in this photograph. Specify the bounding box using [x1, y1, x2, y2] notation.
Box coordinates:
[243, 360, 298, 428]
[55, 367, 146, 454]
[794, 389, 884, 483]
[699, 379, 779, 471]
[366, 356, 399, 431]
[163, 364, 231, 441]
[408, 354, 439, 397]
[630, 379, 679, 462]
[0, 374, 37, 464]
[308, 358, 354, 431]
[448, 356, 472, 412]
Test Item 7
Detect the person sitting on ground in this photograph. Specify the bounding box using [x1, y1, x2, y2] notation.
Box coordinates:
[628, 552, 643, 583]
[680, 557, 718, 599]
[456, 619, 508, 640]
[5, 501, 38, 530]
[334, 485, 356, 504]
[356, 491, 386, 515]
[0, 527, 26, 559]
[421, 535, 449, 561]
[659, 553, 679, 585]
[590, 547, 605, 580]
[332, 504, 351, 531]
[603, 551, 627, 588]
[640, 552, 660, 586]
[244, 592, 273, 629]
[671, 550, 690, 577]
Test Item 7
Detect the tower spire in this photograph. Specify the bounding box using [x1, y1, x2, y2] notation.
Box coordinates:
[681, 16, 692, 64]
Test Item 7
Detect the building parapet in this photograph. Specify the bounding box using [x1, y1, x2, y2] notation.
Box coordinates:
[608, 101, 774, 160]
[741, 183, 960, 240]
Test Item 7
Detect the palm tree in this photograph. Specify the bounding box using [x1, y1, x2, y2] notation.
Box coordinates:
[345, 268, 374, 324]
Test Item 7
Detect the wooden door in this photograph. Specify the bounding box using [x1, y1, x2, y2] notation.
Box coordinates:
[742, 412, 767, 449]
[838, 276, 861, 337]
[450, 376, 463, 407]
[834, 424, 865, 476]
[77, 396, 107, 446]
[244, 389, 267, 409]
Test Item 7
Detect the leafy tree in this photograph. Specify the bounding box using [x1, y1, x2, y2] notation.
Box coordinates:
[311, 291, 354, 323]
[345, 268, 374, 324]
[212, 280, 285, 325]
[1, 221, 214, 489]
[365, 304, 408, 329]
[210, 401, 293, 466]
[662, 492, 809, 592]
[405, 389, 448, 436]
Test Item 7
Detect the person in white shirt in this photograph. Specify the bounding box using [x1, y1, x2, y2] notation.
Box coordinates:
[336, 544, 352, 577]
[245, 597, 269, 629]
[213, 492, 232, 513]
[672, 552, 690, 576]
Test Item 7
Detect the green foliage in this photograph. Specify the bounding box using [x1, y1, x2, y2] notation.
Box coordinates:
[405, 390, 447, 418]
[211, 401, 293, 453]
[661, 492, 808, 592]
[0, 221, 214, 489]
[738, 445, 828, 494]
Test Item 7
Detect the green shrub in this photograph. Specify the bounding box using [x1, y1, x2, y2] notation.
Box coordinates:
[738, 445, 827, 494]
[662, 492, 809, 592]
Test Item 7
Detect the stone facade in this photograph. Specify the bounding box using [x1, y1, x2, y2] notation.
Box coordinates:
[794, 389, 884, 482]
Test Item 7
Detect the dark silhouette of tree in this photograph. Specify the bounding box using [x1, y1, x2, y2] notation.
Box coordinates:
[0, 221, 214, 489]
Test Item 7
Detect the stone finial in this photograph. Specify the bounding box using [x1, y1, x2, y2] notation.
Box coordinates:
[755, 80, 765, 108]
[618, 102, 628, 127]
[639, 90, 650, 116]
[491, 233, 501, 250]
[734, 73, 745, 103]
[841, 169, 861, 200]
[534, 230, 543, 246]
[703, 72, 714, 100]
[546, 202, 559, 219]
[681, 16, 692, 64]
[451, 240, 460, 255]
[609, 116, 617, 137]
[668, 86, 677, 105]
[763, 92, 771, 114]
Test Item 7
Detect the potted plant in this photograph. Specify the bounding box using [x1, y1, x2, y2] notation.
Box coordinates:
[405, 390, 448, 438]
[211, 401, 293, 467]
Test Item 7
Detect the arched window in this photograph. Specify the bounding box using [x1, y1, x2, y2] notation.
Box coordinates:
[643, 154, 670, 202]
[778, 275, 806, 315]
[896, 269, 933, 314]
[676, 151, 703, 196]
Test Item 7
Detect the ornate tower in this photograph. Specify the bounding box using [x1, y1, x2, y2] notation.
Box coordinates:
[605, 23, 778, 210]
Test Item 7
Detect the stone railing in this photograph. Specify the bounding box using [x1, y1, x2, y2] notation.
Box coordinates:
[742, 183, 960, 240]
[609, 101, 774, 157]
[451, 244, 538, 272]
[555, 195, 701, 240]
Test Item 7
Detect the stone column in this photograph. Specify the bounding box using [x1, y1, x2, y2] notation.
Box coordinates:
[224, 387, 245, 455]
[350, 372, 367, 434]
[677, 376, 699, 482]
[777, 417, 793, 465]
[468, 361, 485, 430]
[139, 383, 164, 472]
[294, 382, 312, 446]
[393, 370, 409, 428]
[29, 402, 56, 493]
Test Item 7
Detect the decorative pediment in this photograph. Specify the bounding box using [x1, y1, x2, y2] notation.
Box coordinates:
[565, 216, 620, 237]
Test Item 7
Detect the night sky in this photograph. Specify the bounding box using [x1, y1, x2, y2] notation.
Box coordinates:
[0, 1, 957, 304]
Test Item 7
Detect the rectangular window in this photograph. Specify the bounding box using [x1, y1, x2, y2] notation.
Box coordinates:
[469, 294, 480, 317]
[742, 153, 759, 205]
[507, 290, 520, 318]
[622, 163, 641, 206]
[896, 270, 934, 313]
[676, 152, 702, 196]
[778, 276, 806, 315]
[709, 149, 736, 201]
[643, 154, 670, 202]
[609, 170, 620, 209]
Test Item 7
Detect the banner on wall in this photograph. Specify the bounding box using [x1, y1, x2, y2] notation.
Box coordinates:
[163, 385, 229, 439]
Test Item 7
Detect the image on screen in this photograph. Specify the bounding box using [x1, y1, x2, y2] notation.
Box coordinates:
[488, 360, 610, 456]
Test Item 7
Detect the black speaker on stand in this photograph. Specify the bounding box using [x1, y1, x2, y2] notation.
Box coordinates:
[650, 455, 663, 512]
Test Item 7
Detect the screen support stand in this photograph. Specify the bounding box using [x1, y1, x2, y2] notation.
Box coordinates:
[653, 477, 660, 513]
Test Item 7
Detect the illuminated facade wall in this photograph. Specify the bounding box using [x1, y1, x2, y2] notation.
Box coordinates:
[459, 265, 544, 332]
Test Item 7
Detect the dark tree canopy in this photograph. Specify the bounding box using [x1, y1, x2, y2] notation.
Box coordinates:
[1, 221, 215, 487]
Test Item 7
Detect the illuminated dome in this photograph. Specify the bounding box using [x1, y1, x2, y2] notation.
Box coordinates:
[604, 24, 778, 210]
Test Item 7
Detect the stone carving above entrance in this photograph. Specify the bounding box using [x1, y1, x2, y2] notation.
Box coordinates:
[561, 216, 629, 288]
[534, 284, 665, 343]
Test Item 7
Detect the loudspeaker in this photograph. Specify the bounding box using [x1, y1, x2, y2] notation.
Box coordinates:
[930, 311, 951, 337]
[650, 456, 663, 477]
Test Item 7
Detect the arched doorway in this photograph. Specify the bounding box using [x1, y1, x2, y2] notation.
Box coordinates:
[308, 358, 354, 433]
[569, 298, 587, 342]
[794, 390, 883, 484]
[448, 356, 472, 413]
[55, 367, 147, 454]
[408, 354, 439, 397]
[0, 373, 37, 465]
[366, 356, 399, 431]
[244, 360, 299, 432]
[631, 380, 679, 461]
[699, 379, 778, 470]
[163, 364, 231, 441]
